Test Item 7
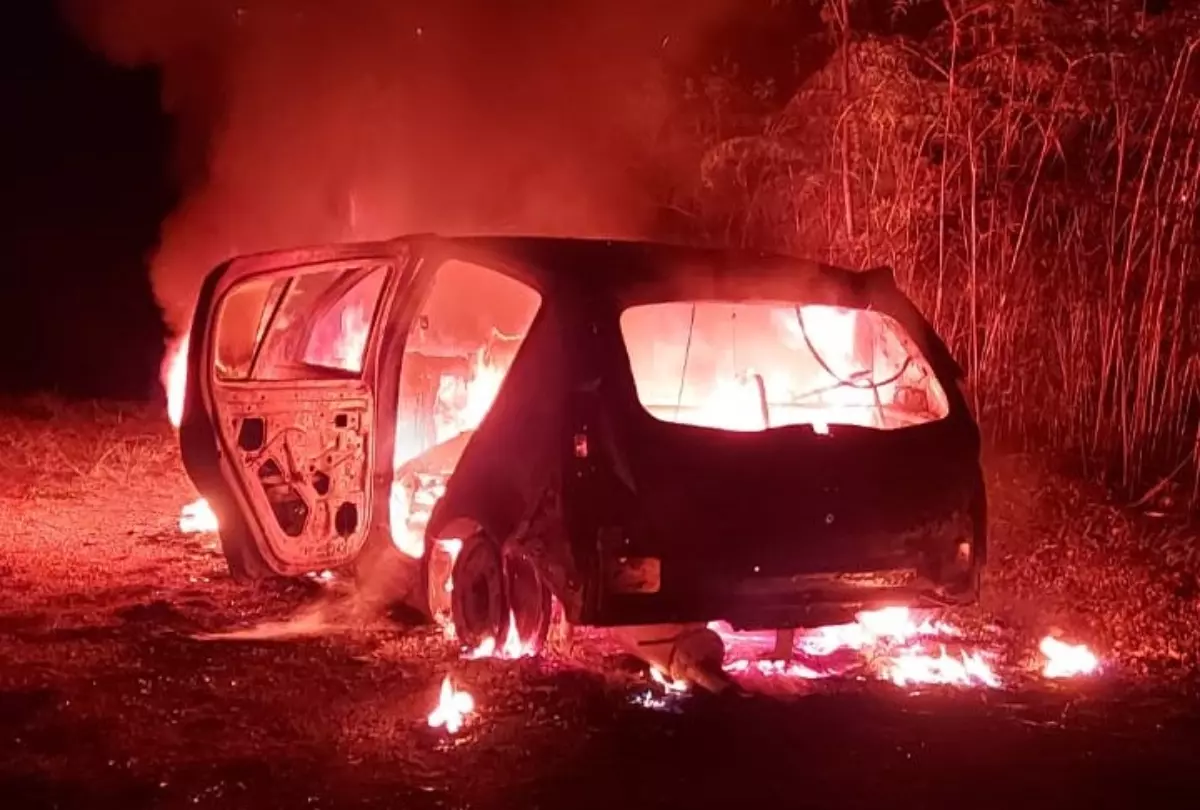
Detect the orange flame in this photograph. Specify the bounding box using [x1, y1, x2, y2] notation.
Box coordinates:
[1039, 636, 1099, 678]
[463, 610, 538, 660]
[180, 497, 219, 533]
[649, 667, 689, 693]
[164, 335, 188, 430]
[427, 675, 475, 734]
[163, 337, 218, 534]
[712, 607, 1002, 688]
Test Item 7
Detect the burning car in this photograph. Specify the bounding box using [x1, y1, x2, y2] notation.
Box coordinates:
[178, 236, 985, 667]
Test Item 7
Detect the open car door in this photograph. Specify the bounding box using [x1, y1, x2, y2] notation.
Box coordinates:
[179, 242, 412, 579]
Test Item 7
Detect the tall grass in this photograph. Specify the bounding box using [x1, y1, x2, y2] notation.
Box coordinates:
[681, 2, 1200, 507]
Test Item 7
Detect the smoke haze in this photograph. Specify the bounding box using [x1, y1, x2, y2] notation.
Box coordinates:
[63, 0, 736, 333]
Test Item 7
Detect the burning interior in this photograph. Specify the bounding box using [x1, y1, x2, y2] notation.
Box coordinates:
[620, 301, 949, 434]
[388, 260, 542, 562]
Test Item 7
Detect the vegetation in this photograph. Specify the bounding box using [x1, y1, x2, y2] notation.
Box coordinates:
[674, 0, 1200, 508]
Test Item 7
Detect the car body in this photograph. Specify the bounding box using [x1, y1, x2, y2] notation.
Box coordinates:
[179, 235, 986, 650]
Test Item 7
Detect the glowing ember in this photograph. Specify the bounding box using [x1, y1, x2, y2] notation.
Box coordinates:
[180, 497, 219, 533]
[711, 607, 1001, 688]
[1040, 636, 1100, 678]
[427, 675, 475, 734]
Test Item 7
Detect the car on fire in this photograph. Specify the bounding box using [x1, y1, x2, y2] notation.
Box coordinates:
[178, 235, 986, 657]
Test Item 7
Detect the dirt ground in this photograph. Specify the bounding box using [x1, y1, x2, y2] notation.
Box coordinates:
[2, 397, 1200, 809]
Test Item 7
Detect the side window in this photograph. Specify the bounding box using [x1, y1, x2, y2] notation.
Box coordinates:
[213, 263, 390, 382]
[388, 260, 541, 559]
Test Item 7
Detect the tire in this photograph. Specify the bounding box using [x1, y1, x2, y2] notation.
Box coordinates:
[504, 552, 552, 652]
[449, 533, 508, 650]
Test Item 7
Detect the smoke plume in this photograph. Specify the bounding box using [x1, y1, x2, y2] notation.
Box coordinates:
[63, 0, 736, 334]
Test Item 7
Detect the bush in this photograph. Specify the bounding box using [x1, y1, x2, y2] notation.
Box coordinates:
[675, 0, 1200, 506]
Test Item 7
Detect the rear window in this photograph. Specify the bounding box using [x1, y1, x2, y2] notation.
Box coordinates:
[619, 302, 949, 432]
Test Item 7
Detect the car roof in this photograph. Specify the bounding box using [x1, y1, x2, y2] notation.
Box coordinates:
[411, 234, 891, 310]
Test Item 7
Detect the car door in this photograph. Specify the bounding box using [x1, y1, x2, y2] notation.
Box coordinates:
[179, 241, 414, 579]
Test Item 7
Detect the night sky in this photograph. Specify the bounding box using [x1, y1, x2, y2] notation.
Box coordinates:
[1, 4, 170, 400]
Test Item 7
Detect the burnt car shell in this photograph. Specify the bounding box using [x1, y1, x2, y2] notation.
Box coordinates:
[420, 238, 985, 632]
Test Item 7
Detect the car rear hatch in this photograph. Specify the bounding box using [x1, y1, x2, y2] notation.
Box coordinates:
[625, 417, 975, 576]
[582, 292, 981, 625]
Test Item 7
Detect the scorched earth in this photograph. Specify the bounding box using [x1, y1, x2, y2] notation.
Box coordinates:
[1, 395, 1199, 809]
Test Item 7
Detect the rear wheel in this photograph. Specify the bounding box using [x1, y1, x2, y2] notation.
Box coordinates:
[504, 552, 552, 651]
[449, 534, 508, 650]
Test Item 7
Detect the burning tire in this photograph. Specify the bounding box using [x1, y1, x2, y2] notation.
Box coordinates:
[449, 534, 508, 649]
[504, 552, 552, 651]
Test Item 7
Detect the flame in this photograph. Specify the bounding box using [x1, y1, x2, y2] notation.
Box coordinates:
[305, 303, 371, 372]
[389, 350, 515, 560]
[162, 337, 218, 535]
[427, 675, 475, 734]
[649, 667, 689, 693]
[885, 645, 1001, 688]
[165, 334, 189, 429]
[180, 497, 219, 533]
[463, 610, 538, 660]
[712, 610, 1104, 690]
[624, 302, 949, 434]
[711, 607, 1001, 688]
[1039, 636, 1100, 678]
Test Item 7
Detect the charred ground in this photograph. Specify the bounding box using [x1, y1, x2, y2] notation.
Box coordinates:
[1, 398, 1199, 809]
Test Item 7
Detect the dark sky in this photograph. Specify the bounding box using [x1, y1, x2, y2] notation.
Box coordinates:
[1, 3, 171, 399]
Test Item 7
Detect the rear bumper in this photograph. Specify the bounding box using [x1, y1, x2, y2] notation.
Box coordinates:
[580, 511, 983, 630]
[562, 405, 987, 632]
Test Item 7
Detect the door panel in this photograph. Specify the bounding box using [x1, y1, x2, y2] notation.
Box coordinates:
[181, 243, 411, 577]
[214, 386, 374, 573]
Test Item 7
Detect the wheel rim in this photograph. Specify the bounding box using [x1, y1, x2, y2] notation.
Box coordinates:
[449, 537, 506, 648]
[505, 554, 550, 650]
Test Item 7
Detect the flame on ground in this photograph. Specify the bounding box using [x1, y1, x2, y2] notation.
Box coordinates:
[709, 608, 1102, 691]
[164, 337, 218, 535]
[428, 675, 475, 734]
[180, 497, 219, 533]
[713, 607, 986, 689]
[1040, 636, 1100, 679]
